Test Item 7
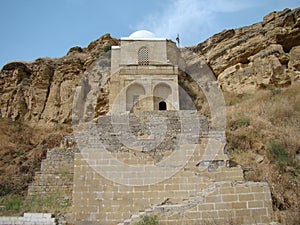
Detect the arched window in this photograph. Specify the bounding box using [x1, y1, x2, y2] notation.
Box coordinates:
[138, 47, 149, 65]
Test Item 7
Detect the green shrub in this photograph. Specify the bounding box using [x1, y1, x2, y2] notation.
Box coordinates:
[236, 117, 250, 127]
[24, 193, 71, 213]
[270, 87, 281, 95]
[135, 215, 159, 225]
[5, 196, 22, 212]
[103, 45, 111, 52]
[229, 117, 250, 129]
[178, 79, 185, 86]
[15, 149, 25, 157]
[270, 140, 289, 163]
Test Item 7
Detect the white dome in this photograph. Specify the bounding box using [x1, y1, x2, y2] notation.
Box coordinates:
[128, 30, 156, 39]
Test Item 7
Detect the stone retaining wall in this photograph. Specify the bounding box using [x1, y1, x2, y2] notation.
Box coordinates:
[27, 147, 76, 202]
[157, 181, 273, 225]
[73, 152, 273, 225]
[72, 111, 274, 225]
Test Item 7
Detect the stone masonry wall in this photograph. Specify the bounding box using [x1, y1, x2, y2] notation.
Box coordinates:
[72, 111, 274, 225]
[156, 182, 273, 225]
[28, 147, 76, 202]
[73, 152, 273, 225]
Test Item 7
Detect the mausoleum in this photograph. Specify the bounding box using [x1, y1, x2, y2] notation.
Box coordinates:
[109, 30, 179, 112]
[69, 30, 274, 225]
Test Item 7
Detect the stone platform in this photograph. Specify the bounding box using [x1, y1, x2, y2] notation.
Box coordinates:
[71, 111, 273, 225]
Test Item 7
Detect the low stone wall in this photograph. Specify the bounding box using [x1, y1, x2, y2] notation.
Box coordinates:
[0, 213, 56, 225]
[27, 147, 76, 202]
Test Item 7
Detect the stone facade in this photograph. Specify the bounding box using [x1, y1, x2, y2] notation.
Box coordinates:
[71, 112, 273, 225]
[69, 31, 274, 224]
[118, 182, 273, 225]
[109, 31, 179, 112]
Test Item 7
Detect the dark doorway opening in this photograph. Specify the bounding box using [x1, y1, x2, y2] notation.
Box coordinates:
[159, 101, 167, 110]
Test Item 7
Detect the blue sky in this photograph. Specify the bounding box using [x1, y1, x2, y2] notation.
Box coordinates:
[0, 0, 299, 68]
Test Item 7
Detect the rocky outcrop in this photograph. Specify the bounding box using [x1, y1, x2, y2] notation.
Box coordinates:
[1, 8, 300, 123]
[0, 34, 118, 125]
[193, 7, 300, 93]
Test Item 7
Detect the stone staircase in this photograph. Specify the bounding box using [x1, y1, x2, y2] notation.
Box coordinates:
[71, 110, 242, 224]
[116, 178, 273, 225]
[27, 145, 76, 201]
[71, 109, 273, 224]
[117, 182, 221, 225]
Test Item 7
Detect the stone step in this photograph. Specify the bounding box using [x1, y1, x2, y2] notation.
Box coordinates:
[123, 219, 131, 225]
[28, 148, 75, 199]
[0, 213, 56, 225]
[117, 182, 218, 225]
[29, 173, 74, 186]
[40, 161, 74, 173]
[27, 185, 72, 196]
[130, 214, 140, 221]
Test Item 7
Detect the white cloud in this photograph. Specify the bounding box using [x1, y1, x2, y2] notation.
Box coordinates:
[135, 0, 256, 46]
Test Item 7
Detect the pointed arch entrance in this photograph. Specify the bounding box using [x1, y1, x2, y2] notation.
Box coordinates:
[153, 83, 172, 110]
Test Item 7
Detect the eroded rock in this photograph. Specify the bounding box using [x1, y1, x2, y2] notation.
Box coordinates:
[193, 7, 300, 94]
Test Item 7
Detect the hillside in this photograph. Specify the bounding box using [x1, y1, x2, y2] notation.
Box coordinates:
[0, 7, 299, 224]
[191, 7, 300, 223]
[193, 8, 300, 93]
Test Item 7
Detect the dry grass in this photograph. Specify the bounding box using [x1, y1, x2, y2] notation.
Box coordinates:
[0, 119, 69, 197]
[225, 83, 300, 224]
[179, 75, 300, 223]
[0, 193, 71, 216]
[0, 119, 71, 216]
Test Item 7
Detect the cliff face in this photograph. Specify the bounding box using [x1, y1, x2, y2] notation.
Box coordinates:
[193, 7, 300, 94]
[1, 9, 299, 125]
[0, 7, 299, 222]
[0, 34, 118, 125]
[1, 9, 300, 124]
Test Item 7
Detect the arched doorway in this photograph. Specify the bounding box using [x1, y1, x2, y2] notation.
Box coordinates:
[153, 83, 172, 110]
[159, 101, 167, 110]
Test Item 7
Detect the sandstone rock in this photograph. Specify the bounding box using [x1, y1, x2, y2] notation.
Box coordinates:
[0, 34, 118, 125]
[1, 7, 300, 124]
[289, 46, 300, 81]
[40, 58, 84, 124]
[87, 33, 119, 58]
[217, 44, 292, 93]
[67, 46, 83, 55]
[0, 62, 31, 120]
[255, 154, 264, 164]
[193, 7, 300, 94]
